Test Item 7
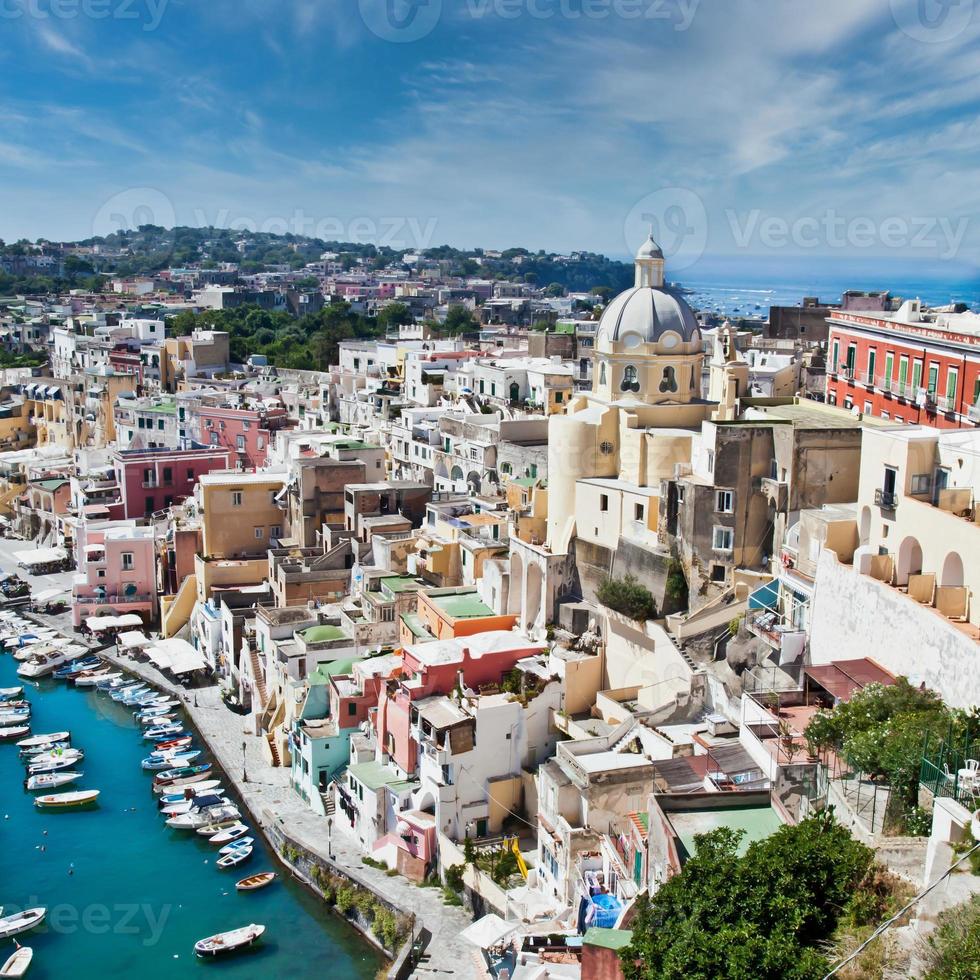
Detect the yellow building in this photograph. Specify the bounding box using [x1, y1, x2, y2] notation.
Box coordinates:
[199, 470, 287, 560]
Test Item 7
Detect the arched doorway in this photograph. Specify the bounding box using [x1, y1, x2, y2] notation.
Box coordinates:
[508, 551, 524, 615]
[509, 382, 521, 403]
[525, 562, 543, 633]
[467, 471, 481, 495]
[896, 536, 923, 586]
[940, 551, 964, 588]
[859, 506, 872, 546]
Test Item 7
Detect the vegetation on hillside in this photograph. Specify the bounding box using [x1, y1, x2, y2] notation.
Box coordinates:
[597, 574, 657, 621]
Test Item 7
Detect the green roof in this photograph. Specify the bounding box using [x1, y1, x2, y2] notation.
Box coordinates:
[381, 575, 425, 594]
[36, 478, 69, 492]
[301, 624, 348, 643]
[348, 760, 416, 793]
[430, 591, 494, 619]
[554, 321, 576, 335]
[668, 804, 783, 863]
[583, 928, 633, 951]
[147, 400, 176, 415]
[512, 477, 538, 488]
[332, 440, 376, 451]
[308, 657, 362, 685]
[401, 612, 435, 640]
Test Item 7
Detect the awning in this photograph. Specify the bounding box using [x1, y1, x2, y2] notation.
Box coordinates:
[459, 913, 519, 950]
[115, 614, 144, 628]
[15, 547, 67, 566]
[118, 630, 150, 650]
[32, 587, 67, 604]
[84, 544, 106, 554]
[86, 615, 119, 630]
[147, 638, 205, 675]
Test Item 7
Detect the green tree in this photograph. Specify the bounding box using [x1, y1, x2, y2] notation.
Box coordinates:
[443, 304, 477, 335]
[597, 575, 657, 621]
[923, 895, 980, 979]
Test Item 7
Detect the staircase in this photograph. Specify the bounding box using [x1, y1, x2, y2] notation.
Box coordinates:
[247, 646, 268, 708]
[265, 733, 280, 767]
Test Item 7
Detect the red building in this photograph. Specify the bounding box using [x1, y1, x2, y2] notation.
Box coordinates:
[193, 402, 290, 469]
[113, 445, 231, 518]
[826, 300, 980, 429]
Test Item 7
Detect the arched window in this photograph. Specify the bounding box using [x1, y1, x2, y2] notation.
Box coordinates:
[599, 361, 607, 386]
[620, 364, 640, 393]
[660, 366, 678, 393]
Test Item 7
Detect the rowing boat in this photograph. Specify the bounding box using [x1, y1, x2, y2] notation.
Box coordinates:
[193, 924, 265, 957]
[236, 872, 277, 892]
[0, 908, 46, 941]
[0, 945, 33, 977]
[34, 789, 100, 809]
[216, 845, 253, 869]
[25, 771, 83, 791]
[16, 731, 69, 749]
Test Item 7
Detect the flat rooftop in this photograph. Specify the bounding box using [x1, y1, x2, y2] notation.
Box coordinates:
[666, 804, 783, 862]
[428, 591, 495, 619]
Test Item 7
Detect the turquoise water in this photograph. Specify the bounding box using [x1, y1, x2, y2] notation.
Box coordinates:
[0, 655, 381, 979]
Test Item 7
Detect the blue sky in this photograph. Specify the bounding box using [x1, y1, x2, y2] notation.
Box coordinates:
[1, 0, 978, 274]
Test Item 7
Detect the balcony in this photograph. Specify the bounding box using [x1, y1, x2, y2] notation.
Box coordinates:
[760, 476, 788, 511]
[874, 488, 898, 510]
[746, 609, 806, 660]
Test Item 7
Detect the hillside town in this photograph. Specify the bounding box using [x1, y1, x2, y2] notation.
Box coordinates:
[2, 232, 979, 979]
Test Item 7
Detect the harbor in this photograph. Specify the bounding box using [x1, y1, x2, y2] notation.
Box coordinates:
[0, 627, 383, 979]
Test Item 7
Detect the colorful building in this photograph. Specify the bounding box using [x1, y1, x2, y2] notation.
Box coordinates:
[114, 445, 231, 519]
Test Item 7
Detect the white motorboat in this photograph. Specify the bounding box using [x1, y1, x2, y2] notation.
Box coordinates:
[194, 923, 264, 957]
[17, 651, 71, 679]
[0, 945, 33, 977]
[0, 686, 23, 700]
[216, 846, 253, 870]
[0, 907, 46, 941]
[0, 712, 29, 727]
[157, 780, 223, 803]
[75, 671, 121, 688]
[218, 837, 255, 856]
[16, 731, 70, 749]
[208, 823, 250, 845]
[0, 726, 30, 742]
[167, 803, 240, 830]
[161, 794, 230, 816]
[25, 771, 84, 791]
[27, 754, 84, 776]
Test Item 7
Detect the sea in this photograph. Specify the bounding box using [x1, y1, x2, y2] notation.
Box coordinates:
[0, 655, 382, 979]
[660, 256, 980, 320]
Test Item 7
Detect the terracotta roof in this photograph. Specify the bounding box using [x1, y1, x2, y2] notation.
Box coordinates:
[804, 658, 896, 702]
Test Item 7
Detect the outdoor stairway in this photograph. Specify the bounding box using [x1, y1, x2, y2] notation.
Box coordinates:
[265, 733, 280, 767]
[835, 774, 890, 836]
[247, 646, 268, 707]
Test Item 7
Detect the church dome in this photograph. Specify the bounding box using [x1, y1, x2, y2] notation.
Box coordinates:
[598, 233, 700, 346]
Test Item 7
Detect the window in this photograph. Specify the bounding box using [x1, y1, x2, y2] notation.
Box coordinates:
[912, 360, 922, 392]
[210, 431, 219, 446]
[831, 340, 840, 371]
[236, 434, 246, 450]
[599, 494, 609, 512]
[620, 364, 640, 393]
[158, 419, 165, 430]
[121, 552, 135, 571]
[884, 352, 894, 389]
[946, 367, 958, 404]
[347, 703, 358, 716]
[716, 490, 734, 513]
[254, 527, 264, 539]
[910, 474, 932, 495]
[162, 467, 172, 485]
[927, 363, 939, 395]
[705, 450, 715, 474]
[270, 526, 281, 539]
[634, 502, 645, 522]
[898, 355, 909, 391]
[186, 468, 194, 481]
[97, 569, 105, 579]
[867, 348, 876, 381]
[231, 491, 243, 507]
[676, 485, 685, 504]
[659, 365, 678, 393]
[712, 526, 734, 552]
[863, 401, 873, 414]
[555, 390, 564, 403]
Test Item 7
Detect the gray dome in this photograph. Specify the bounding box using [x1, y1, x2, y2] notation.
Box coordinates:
[636, 234, 664, 260]
[598, 286, 701, 345]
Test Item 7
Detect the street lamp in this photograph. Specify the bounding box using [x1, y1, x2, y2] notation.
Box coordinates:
[327, 817, 333, 861]
[241, 740, 248, 783]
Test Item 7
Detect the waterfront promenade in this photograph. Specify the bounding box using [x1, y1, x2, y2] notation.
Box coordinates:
[98, 648, 474, 978]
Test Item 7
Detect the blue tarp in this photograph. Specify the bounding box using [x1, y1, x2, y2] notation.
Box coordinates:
[589, 892, 623, 929]
[748, 580, 778, 610]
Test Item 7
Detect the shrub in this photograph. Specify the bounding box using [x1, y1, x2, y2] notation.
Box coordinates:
[335, 885, 356, 915]
[372, 906, 401, 949]
[445, 863, 465, 893]
[923, 895, 980, 979]
[597, 574, 657, 621]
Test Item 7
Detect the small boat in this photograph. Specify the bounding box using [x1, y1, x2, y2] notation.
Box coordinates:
[144, 725, 184, 741]
[19, 740, 70, 757]
[153, 771, 214, 794]
[73, 669, 117, 687]
[0, 945, 33, 977]
[137, 705, 177, 721]
[216, 846, 253, 870]
[161, 794, 229, 817]
[35, 789, 100, 810]
[219, 837, 255, 856]
[0, 686, 24, 700]
[53, 656, 101, 679]
[236, 873, 277, 892]
[157, 780, 223, 804]
[0, 726, 30, 742]
[153, 763, 212, 787]
[17, 651, 72, 679]
[142, 750, 200, 771]
[193, 923, 265, 957]
[151, 736, 193, 753]
[16, 731, 69, 749]
[196, 819, 242, 837]
[0, 701, 30, 712]
[27, 756, 83, 776]
[111, 685, 147, 703]
[25, 771, 83, 791]
[24, 748, 83, 769]
[207, 823, 250, 844]
[167, 803, 239, 830]
[0, 712, 30, 727]
[0, 908, 46, 941]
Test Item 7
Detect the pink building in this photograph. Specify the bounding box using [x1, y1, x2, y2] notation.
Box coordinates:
[193, 403, 290, 469]
[72, 520, 158, 627]
[114, 446, 231, 519]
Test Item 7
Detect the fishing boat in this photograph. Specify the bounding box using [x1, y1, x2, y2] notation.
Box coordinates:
[157, 780, 223, 804]
[218, 837, 255, 856]
[0, 712, 30, 727]
[53, 656, 101, 679]
[19, 740, 70, 757]
[152, 763, 212, 788]
[16, 731, 69, 749]
[70, 667, 113, 686]
[0, 908, 46, 941]
[35, 789, 100, 810]
[153, 772, 215, 794]
[166, 803, 239, 830]
[110, 684, 147, 703]
[24, 748, 82, 768]
[25, 771, 83, 791]
[137, 704, 177, 720]
[196, 819, 242, 837]
[236, 872, 277, 892]
[216, 846, 253, 870]
[161, 794, 229, 817]
[0, 686, 23, 700]
[27, 756, 83, 777]
[193, 923, 265, 957]
[141, 749, 201, 770]
[207, 823, 250, 844]
[151, 736, 193, 753]
[0, 945, 33, 977]
[0, 700, 29, 712]
[143, 724, 184, 741]
[0, 726, 30, 742]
